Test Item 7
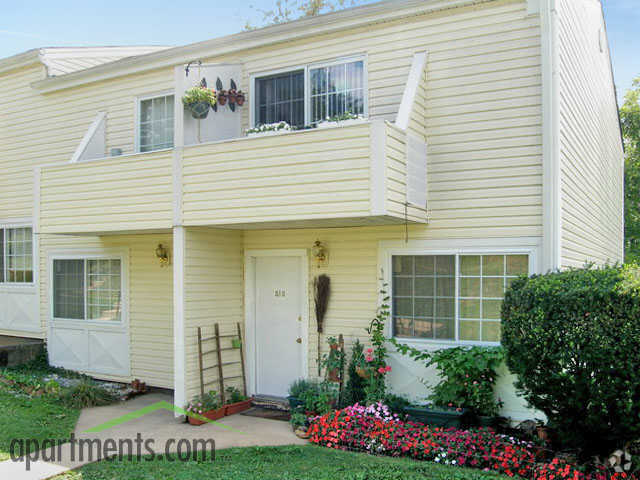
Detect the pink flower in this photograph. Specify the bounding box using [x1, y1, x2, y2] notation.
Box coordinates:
[377, 367, 386, 374]
[366, 348, 373, 354]
[385, 365, 392, 372]
[365, 355, 374, 362]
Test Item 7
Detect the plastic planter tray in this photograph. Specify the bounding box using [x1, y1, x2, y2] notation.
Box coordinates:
[403, 406, 465, 428]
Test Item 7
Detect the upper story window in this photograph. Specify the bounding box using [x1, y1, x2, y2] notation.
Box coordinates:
[0, 227, 33, 284]
[252, 57, 366, 128]
[310, 60, 365, 123]
[138, 94, 174, 152]
[392, 253, 529, 344]
[255, 70, 305, 128]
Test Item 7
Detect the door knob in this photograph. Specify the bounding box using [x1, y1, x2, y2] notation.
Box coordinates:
[296, 337, 302, 344]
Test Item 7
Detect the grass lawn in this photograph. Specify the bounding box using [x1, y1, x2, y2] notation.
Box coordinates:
[0, 387, 80, 461]
[54, 445, 512, 480]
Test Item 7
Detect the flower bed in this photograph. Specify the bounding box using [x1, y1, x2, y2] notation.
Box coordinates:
[308, 403, 536, 478]
[533, 459, 637, 480]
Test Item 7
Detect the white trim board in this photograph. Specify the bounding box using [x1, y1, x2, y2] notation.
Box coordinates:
[243, 249, 309, 397]
[173, 227, 186, 414]
[70, 111, 107, 163]
[395, 51, 427, 131]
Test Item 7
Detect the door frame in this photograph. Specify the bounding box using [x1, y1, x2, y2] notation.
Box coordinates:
[244, 249, 309, 397]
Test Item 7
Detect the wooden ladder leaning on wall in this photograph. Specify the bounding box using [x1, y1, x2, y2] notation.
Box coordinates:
[196, 322, 247, 404]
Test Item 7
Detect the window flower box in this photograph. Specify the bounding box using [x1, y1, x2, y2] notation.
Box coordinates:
[246, 121, 292, 137]
[316, 114, 365, 129]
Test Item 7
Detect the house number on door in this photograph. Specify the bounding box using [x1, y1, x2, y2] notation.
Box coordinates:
[274, 289, 286, 297]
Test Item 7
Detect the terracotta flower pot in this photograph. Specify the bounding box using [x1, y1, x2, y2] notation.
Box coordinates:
[355, 367, 369, 379]
[217, 91, 227, 106]
[328, 368, 340, 382]
[236, 93, 245, 106]
[187, 407, 225, 426]
[225, 398, 253, 416]
[329, 343, 339, 350]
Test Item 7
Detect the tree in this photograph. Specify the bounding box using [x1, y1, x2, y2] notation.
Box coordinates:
[622, 78, 640, 262]
[246, 0, 362, 29]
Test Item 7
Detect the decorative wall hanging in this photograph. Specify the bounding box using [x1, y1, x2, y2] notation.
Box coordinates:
[212, 77, 245, 112]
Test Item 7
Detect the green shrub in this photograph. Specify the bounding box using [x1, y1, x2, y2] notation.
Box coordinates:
[342, 339, 366, 407]
[501, 264, 640, 457]
[61, 381, 119, 409]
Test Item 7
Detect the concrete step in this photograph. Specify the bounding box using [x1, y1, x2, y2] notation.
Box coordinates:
[0, 335, 44, 367]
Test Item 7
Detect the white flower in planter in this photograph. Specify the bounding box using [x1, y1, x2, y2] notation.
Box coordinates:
[246, 121, 293, 136]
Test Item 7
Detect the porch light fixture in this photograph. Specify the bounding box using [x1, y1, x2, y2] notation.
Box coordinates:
[155, 244, 169, 267]
[312, 240, 328, 268]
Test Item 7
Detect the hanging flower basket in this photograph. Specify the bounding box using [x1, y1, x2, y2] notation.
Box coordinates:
[355, 366, 369, 379]
[188, 101, 211, 119]
[182, 85, 217, 120]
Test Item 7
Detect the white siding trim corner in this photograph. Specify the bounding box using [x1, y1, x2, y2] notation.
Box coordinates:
[173, 226, 186, 413]
[70, 111, 107, 163]
[370, 120, 387, 216]
[395, 51, 427, 131]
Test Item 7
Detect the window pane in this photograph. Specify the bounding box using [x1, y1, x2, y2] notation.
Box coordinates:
[392, 255, 454, 340]
[506, 255, 529, 276]
[482, 255, 504, 276]
[483, 322, 501, 342]
[393, 317, 413, 337]
[460, 255, 480, 276]
[53, 260, 84, 319]
[255, 70, 304, 128]
[4, 227, 32, 284]
[310, 60, 364, 123]
[138, 95, 174, 152]
[482, 299, 502, 320]
[460, 320, 480, 341]
[87, 259, 122, 322]
[459, 277, 480, 297]
[482, 277, 504, 298]
[459, 299, 480, 319]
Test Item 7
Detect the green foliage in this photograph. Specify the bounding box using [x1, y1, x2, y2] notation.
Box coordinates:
[383, 393, 411, 416]
[288, 378, 316, 398]
[181, 86, 217, 106]
[342, 339, 366, 407]
[623, 78, 640, 262]
[362, 282, 391, 404]
[225, 386, 248, 404]
[246, 0, 361, 29]
[186, 390, 221, 412]
[56, 445, 512, 480]
[298, 380, 338, 415]
[0, 388, 80, 462]
[391, 340, 504, 417]
[289, 411, 308, 429]
[501, 264, 640, 457]
[60, 380, 119, 409]
[320, 336, 345, 380]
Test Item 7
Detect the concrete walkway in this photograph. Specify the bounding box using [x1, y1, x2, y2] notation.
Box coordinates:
[0, 392, 305, 479]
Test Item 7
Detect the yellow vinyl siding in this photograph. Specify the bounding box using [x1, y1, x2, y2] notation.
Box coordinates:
[183, 228, 243, 402]
[39, 150, 173, 234]
[38, 233, 174, 388]
[556, 0, 624, 267]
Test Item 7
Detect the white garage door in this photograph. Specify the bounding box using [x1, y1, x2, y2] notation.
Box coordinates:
[48, 256, 130, 377]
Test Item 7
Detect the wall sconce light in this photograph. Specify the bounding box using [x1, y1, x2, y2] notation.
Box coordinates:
[312, 240, 328, 268]
[155, 244, 169, 267]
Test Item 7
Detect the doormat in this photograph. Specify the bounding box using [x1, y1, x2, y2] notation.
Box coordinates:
[240, 407, 291, 422]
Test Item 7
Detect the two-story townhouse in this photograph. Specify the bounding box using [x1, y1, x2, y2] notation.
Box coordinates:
[0, 0, 622, 420]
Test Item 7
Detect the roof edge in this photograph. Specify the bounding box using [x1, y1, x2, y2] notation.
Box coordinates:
[31, 0, 492, 93]
[0, 49, 43, 75]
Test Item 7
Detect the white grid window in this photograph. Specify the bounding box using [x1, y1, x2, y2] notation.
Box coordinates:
[139, 95, 174, 152]
[1, 227, 33, 283]
[310, 60, 364, 123]
[392, 253, 529, 344]
[53, 258, 122, 322]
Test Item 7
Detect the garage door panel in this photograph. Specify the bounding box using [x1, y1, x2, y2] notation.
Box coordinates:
[88, 330, 130, 376]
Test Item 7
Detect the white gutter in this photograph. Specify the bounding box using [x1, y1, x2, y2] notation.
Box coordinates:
[31, 0, 494, 93]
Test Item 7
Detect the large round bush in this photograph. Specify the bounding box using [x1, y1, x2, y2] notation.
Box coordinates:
[501, 265, 640, 457]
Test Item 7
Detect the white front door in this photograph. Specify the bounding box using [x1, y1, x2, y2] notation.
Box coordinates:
[254, 256, 304, 397]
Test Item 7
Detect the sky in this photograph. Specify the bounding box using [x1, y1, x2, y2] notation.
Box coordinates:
[0, 0, 638, 103]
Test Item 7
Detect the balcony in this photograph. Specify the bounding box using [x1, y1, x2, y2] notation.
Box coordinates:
[37, 121, 428, 235]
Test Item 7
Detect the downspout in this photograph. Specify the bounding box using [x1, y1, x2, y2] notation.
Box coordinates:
[541, 0, 562, 272]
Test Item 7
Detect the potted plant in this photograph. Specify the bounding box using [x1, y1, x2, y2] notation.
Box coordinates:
[224, 386, 252, 415]
[287, 378, 313, 410]
[185, 391, 225, 426]
[316, 112, 364, 129]
[182, 85, 217, 119]
[391, 342, 505, 427]
[321, 336, 345, 382]
[246, 121, 292, 137]
[287, 379, 337, 415]
[404, 403, 466, 427]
